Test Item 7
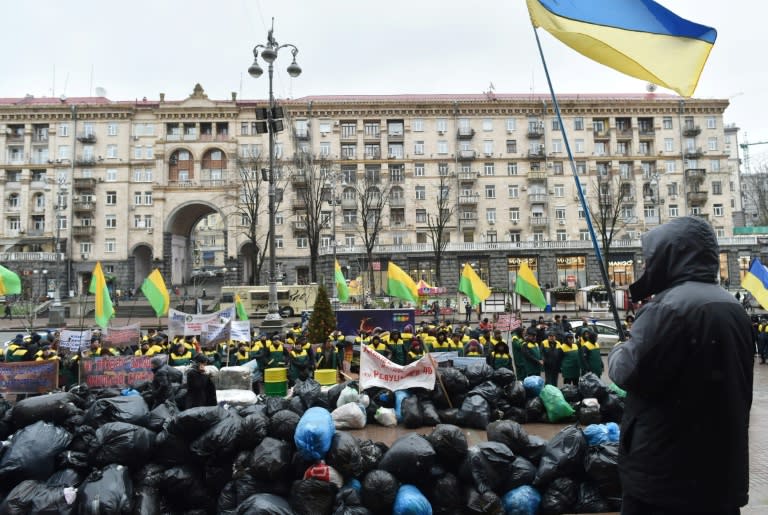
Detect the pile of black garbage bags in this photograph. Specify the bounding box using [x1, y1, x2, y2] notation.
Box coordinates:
[0, 364, 623, 514]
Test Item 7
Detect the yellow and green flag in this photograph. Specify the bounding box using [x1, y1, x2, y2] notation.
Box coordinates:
[335, 260, 349, 302]
[141, 269, 170, 317]
[458, 263, 491, 307]
[515, 262, 548, 309]
[387, 262, 419, 303]
[89, 262, 114, 328]
[235, 294, 249, 321]
[0, 265, 21, 295]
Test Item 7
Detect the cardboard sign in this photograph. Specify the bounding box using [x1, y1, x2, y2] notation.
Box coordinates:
[495, 314, 521, 331]
[103, 323, 142, 348]
[168, 307, 235, 337]
[59, 329, 93, 352]
[80, 355, 160, 389]
[0, 360, 58, 394]
[359, 343, 436, 391]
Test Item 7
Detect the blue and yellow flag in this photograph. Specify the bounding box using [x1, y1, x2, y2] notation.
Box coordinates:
[526, 0, 717, 97]
[742, 258, 768, 311]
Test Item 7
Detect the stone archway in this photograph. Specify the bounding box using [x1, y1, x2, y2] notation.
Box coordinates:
[239, 240, 259, 285]
[131, 244, 154, 289]
[164, 201, 222, 286]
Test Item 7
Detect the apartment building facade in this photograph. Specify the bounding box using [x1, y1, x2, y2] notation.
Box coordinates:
[0, 85, 762, 302]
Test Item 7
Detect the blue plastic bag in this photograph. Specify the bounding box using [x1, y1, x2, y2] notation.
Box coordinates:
[583, 424, 609, 446]
[294, 407, 335, 461]
[120, 388, 139, 397]
[522, 376, 544, 398]
[606, 422, 620, 442]
[502, 485, 541, 515]
[393, 484, 433, 515]
[394, 390, 411, 423]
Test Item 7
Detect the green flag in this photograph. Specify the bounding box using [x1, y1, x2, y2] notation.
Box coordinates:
[335, 260, 349, 302]
[235, 294, 249, 321]
[0, 265, 21, 295]
[91, 262, 114, 328]
[458, 263, 491, 306]
[387, 262, 419, 303]
[515, 261, 548, 309]
[141, 269, 170, 317]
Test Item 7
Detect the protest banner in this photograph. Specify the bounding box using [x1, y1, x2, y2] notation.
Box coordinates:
[202, 320, 231, 348]
[103, 323, 142, 348]
[495, 313, 520, 331]
[0, 360, 58, 394]
[80, 355, 159, 389]
[168, 307, 235, 337]
[359, 343, 436, 391]
[231, 320, 251, 342]
[59, 329, 93, 352]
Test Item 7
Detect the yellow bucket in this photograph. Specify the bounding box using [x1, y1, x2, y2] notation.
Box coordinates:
[264, 367, 288, 382]
[314, 368, 338, 386]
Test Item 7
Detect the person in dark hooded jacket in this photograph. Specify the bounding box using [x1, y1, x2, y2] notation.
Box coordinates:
[608, 216, 753, 515]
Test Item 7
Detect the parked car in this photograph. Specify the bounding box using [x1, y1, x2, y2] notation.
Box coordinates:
[588, 322, 623, 352]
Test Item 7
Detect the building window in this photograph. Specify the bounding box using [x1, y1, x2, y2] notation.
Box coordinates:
[713, 204, 724, 217]
[437, 140, 448, 154]
[508, 184, 519, 198]
[414, 163, 425, 177]
[133, 215, 145, 228]
[507, 162, 518, 176]
[574, 117, 584, 130]
[106, 191, 117, 205]
[485, 184, 496, 199]
[506, 140, 517, 153]
[552, 119, 561, 131]
[105, 214, 116, 228]
[663, 117, 673, 130]
[412, 118, 424, 132]
[580, 230, 590, 240]
[415, 186, 426, 200]
[438, 163, 449, 176]
[416, 209, 427, 223]
[554, 184, 564, 197]
[319, 142, 330, 156]
[552, 139, 562, 153]
[482, 118, 493, 131]
[668, 205, 679, 218]
[486, 208, 496, 223]
[712, 181, 722, 195]
[105, 239, 116, 253]
[275, 236, 284, 249]
[533, 231, 544, 242]
[509, 207, 520, 221]
[575, 139, 584, 153]
[556, 230, 567, 241]
[708, 137, 718, 151]
[105, 168, 117, 182]
[297, 237, 308, 249]
[711, 159, 721, 172]
[107, 123, 118, 136]
[664, 138, 674, 152]
[665, 160, 676, 173]
[484, 163, 495, 176]
[706, 117, 716, 129]
[483, 140, 494, 155]
[344, 235, 355, 247]
[436, 118, 448, 133]
[506, 118, 516, 132]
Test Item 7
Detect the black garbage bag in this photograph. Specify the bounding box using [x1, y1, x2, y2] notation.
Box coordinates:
[153, 428, 195, 465]
[519, 435, 547, 465]
[436, 408, 460, 425]
[463, 362, 495, 387]
[428, 424, 468, 469]
[218, 472, 273, 515]
[191, 410, 245, 460]
[146, 400, 179, 432]
[505, 456, 538, 490]
[326, 432, 363, 479]
[467, 381, 501, 407]
[133, 485, 161, 515]
[599, 393, 624, 423]
[584, 443, 621, 499]
[158, 464, 211, 512]
[294, 379, 325, 410]
[333, 483, 373, 515]
[559, 384, 580, 403]
[166, 405, 225, 437]
[573, 482, 610, 513]
[524, 396, 546, 423]
[77, 463, 133, 514]
[378, 434, 436, 485]
[0, 421, 72, 487]
[458, 395, 490, 429]
[289, 395, 306, 417]
[250, 437, 293, 481]
[290, 479, 337, 515]
[133, 463, 166, 488]
[57, 449, 90, 472]
[464, 486, 503, 515]
[401, 395, 424, 429]
[503, 406, 528, 424]
[269, 409, 301, 442]
[534, 425, 587, 487]
[486, 420, 530, 455]
[578, 373, 608, 402]
[491, 367, 516, 387]
[241, 410, 270, 450]
[10, 392, 81, 428]
[47, 468, 83, 488]
[84, 395, 149, 428]
[205, 461, 234, 495]
[540, 476, 578, 515]
[67, 424, 96, 454]
[88, 422, 156, 467]
[358, 440, 386, 474]
[420, 400, 441, 427]
[461, 442, 515, 495]
[426, 472, 462, 515]
[437, 368, 470, 396]
[265, 396, 292, 416]
[503, 381, 527, 407]
[0, 479, 77, 515]
[576, 400, 602, 426]
[361, 470, 399, 515]
[237, 493, 294, 515]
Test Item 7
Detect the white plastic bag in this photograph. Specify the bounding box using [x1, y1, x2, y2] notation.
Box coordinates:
[374, 407, 398, 427]
[332, 403, 367, 429]
[336, 386, 360, 408]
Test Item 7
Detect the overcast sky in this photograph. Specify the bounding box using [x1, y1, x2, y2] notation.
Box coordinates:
[2, 0, 766, 167]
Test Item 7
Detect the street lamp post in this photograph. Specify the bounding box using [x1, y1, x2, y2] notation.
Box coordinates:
[49, 174, 68, 326]
[651, 173, 662, 225]
[248, 18, 301, 331]
[326, 173, 341, 308]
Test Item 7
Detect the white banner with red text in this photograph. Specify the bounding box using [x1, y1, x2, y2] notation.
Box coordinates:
[359, 343, 436, 391]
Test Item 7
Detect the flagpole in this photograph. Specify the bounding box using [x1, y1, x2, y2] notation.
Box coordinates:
[531, 24, 626, 341]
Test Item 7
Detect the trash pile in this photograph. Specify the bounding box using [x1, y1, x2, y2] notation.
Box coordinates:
[0, 369, 624, 514]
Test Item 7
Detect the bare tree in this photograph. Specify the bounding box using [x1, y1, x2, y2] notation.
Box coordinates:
[588, 173, 631, 274]
[353, 167, 391, 296]
[741, 169, 768, 226]
[427, 173, 456, 286]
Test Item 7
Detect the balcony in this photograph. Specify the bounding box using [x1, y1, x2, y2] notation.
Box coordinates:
[291, 173, 308, 185]
[72, 226, 96, 238]
[386, 131, 404, 142]
[459, 217, 478, 228]
[5, 131, 24, 143]
[292, 220, 308, 232]
[684, 147, 704, 159]
[459, 171, 478, 182]
[364, 151, 381, 160]
[458, 193, 480, 205]
[687, 191, 708, 204]
[363, 130, 381, 141]
[73, 200, 95, 213]
[527, 149, 546, 160]
[390, 197, 406, 208]
[682, 125, 701, 137]
[76, 133, 96, 144]
[75, 156, 96, 167]
[294, 129, 310, 140]
[615, 128, 633, 139]
[341, 198, 357, 209]
[593, 127, 610, 138]
[638, 126, 655, 137]
[73, 177, 97, 189]
[528, 193, 548, 203]
[458, 149, 477, 160]
[529, 216, 549, 227]
[457, 127, 475, 139]
[685, 168, 706, 181]
[528, 171, 547, 181]
[341, 222, 357, 231]
[31, 135, 49, 144]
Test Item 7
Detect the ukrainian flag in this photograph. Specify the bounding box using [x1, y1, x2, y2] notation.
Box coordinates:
[742, 258, 768, 310]
[526, 0, 717, 97]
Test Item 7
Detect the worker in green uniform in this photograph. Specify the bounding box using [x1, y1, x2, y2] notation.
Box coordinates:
[521, 328, 543, 377]
[559, 332, 582, 385]
[580, 329, 604, 377]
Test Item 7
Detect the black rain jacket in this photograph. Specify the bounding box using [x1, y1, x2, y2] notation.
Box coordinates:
[608, 216, 753, 511]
